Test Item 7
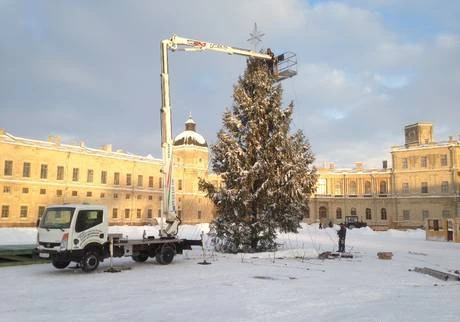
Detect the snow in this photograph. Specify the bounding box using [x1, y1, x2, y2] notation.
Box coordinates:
[174, 130, 206, 145]
[1, 224, 460, 322]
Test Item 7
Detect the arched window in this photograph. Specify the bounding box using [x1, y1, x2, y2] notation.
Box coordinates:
[349, 181, 357, 195]
[366, 208, 372, 220]
[381, 208, 387, 220]
[336, 207, 342, 219]
[319, 207, 327, 219]
[380, 181, 387, 194]
[351, 207, 357, 216]
[365, 181, 372, 195]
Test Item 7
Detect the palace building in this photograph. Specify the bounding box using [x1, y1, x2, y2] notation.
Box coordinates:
[1, 120, 459, 232]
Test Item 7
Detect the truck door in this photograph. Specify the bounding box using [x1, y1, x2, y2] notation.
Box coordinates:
[72, 209, 106, 249]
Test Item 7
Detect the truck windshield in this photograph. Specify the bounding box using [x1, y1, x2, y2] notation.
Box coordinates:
[39, 207, 76, 229]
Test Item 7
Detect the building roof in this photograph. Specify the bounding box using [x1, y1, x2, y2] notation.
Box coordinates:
[173, 115, 208, 147]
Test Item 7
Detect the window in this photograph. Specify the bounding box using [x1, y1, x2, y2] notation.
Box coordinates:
[351, 207, 357, 216]
[147, 209, 153, 218]
[1, 205, 9, 218]
[126, 194, 130, 200]
[336, 207, 342, 219]
[334, 182, 342, 195]
[158, 209, 161, 217]
[4, 160, 12, 176]
[197, 211, 202, 219]
[22, 187, 29, 194]
[379, 181, 387, 194]
[365, 208, 372, 220]
[40, 164, 48, 179]
[56, 189, 63, 197]
[422, 210, 429, 220]
[136, 209, 141, 219]
[72, 191, 78, 197]
[148, 195, 153, 200]
[421, 182, 428, 193]
[305, 208, 310, 219]
[38, 206, 45, 219]
[124, 209, 130, 219]
[72, 168, 79, 181]
[137, 195, 142, 200]
[3, 186, 11, 193]
[114, 172, 120, 185]
[86, 191, 92, 197]
[442, 210, 451, 218]
[40, 188, 46, 195]
[349, 181, 357, 195]
[441, 181, 449, 193]
[402, 183, 409, 193]
[137, 175, 143, 187]
[364, 181, 371, 195]
[101, 171, 107, 184]
[112, 208, 118, 219]
[149, 176, 153, 188]
[402, 158, 408, 169]
[57, 166, 64, 180]
[159, 177, 162, 189]
[75, 209, 103, 233]
[113, 193, 118, 199]
[87, 169, 94, 183]
[440, 154, 448, 167]
[316, 178, 327, 195]
[403, 210, 410, 220]
[20, 206, 28, 218]
[420, 156, 427, 168]
[381, 208, 387, 220]
[23, 162, 31, 177]
[178, 179, 183, 191]
[126, 174, 132, 186]
[319, 207, 327, 219]
[100, 192, 105, 198]
[428, 219, 441, 231]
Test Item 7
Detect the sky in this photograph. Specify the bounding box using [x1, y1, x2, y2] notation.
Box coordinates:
[1, 0, 460, 168]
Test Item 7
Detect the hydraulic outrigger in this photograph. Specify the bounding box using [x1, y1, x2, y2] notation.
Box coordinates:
[159, 34, 297, 237]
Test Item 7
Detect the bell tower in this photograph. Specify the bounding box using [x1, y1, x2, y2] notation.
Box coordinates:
[404, 122, 433, 147]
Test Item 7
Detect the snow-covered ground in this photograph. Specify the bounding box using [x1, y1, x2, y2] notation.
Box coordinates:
[1, 224, 460, 322]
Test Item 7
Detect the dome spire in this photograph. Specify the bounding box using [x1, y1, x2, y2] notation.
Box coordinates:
[185, 113, 196, 132]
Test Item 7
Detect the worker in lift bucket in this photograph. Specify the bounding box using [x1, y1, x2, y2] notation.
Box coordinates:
[266, 48, 278, 76]
[337, 223, 347, 252]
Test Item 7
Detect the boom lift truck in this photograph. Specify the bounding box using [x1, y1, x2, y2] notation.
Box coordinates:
[36, 34, 296, 272]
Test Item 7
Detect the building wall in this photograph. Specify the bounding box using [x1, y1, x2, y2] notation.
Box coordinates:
[1, 122, 459, 231]
[0, 130, 218, 227]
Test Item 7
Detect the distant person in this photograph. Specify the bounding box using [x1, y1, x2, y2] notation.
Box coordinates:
[328, 221, 333, 228]
[337, 223, 347, 252]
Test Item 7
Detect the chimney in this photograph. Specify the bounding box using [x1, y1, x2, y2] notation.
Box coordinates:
[48, 135, 61, 145]
[354, 162, 363, 170]
[101, 144, 112, 152]
[382, 160, 388, 169]
[449, 136, 453, 142]
[79, 141, 85, 148]
[328, 162, 335, 170]
[0, 128, 5, 135]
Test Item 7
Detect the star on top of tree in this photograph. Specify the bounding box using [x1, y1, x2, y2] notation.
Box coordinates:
[247, 22, 265, 50]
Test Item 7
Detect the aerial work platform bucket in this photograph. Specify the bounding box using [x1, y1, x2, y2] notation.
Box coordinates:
[275, 52, 297, 82]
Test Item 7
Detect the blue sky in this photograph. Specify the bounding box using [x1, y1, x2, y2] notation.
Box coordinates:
[1, 0, 459, 168]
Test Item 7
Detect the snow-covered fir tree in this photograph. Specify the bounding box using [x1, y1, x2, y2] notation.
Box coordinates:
[200, 57, 317, 252]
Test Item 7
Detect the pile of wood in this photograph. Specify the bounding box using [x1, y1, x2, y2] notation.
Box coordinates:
[377, 251, 393, 260]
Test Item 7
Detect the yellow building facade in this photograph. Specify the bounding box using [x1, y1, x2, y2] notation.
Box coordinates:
[1, 121, 459, 230]
[0, 117, 219, 227]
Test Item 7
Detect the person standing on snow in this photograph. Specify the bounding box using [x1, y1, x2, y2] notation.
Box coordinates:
[337, 223, 347, 252]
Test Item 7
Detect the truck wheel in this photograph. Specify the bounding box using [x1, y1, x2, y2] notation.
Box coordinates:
[81, 251, 100, 272]
[156, 245, 175, 265]
[132, 254, 148, 262]
[52, 258, 71, 269]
